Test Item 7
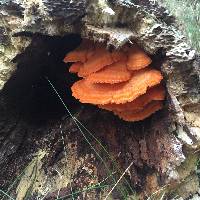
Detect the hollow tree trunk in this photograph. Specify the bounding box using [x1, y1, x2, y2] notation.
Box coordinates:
[0, 0, 199, 200]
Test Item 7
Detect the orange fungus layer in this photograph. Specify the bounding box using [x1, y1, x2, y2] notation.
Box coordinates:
[78, 48, 115, 77]
[85, 61, 132, 84]
[126, 47, 152, 71]
[64, 40, 165, 122]
[99, 85, 165, 111]
[114, 101, 163, 122]
[71, 68, 163, 105]
[69, 62, 83, 73]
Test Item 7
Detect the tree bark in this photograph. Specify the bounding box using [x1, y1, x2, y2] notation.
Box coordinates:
[0, 0, 199, 199]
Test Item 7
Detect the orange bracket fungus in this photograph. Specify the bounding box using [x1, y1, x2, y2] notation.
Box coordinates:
[98, 85, 165, 112]
[126, 46, 152, 70]
[64, 40, 165, 122]
[69, 62, 83, 73]
[85, 61, 131, 84]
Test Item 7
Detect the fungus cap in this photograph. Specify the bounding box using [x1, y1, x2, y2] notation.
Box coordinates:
[127, 47, 152, 70]
[69, 62, 83, 73]
[63, 39, 94, 63]
[78, 48, 114, 77]
[72, 68, 163, 105]
[63, 49, 88, 63]
[99, 85, 165, 111]
[114, 101, 163, 122]
[86, 61, 132, 84]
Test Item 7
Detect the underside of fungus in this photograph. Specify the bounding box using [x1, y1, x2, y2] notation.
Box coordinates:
[114, 101, 163, 122]
[98, 85, 165, 112]
[64, 40, 165, 122]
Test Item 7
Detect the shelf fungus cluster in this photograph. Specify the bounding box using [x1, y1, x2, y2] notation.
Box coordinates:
[64, 40, 165, 122]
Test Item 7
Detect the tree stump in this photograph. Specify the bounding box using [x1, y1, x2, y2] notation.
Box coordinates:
[0, 0, 199, 199]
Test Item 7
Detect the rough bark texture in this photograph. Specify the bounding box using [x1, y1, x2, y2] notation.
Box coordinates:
[0, 0, 199, 200]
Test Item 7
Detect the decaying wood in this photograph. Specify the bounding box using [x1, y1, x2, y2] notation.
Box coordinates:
[0, 0, 199, 199]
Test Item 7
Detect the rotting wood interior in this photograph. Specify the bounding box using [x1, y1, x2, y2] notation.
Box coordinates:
[2, 33, 166, 123]
[0, 33, 175, 199]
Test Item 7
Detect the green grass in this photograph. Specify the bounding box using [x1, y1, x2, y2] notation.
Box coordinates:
[161, 0, 200, 52]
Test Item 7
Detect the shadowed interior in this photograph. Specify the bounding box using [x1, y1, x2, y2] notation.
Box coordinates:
[1, 34, 166, 123]
[2, 33, 82, 121]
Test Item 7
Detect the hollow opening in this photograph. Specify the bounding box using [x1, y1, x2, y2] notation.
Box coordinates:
[1, 33, 166, 124]
[2, 33, 82, 122]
